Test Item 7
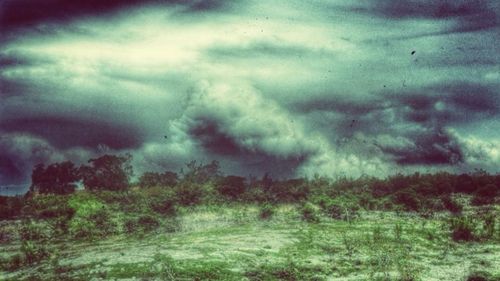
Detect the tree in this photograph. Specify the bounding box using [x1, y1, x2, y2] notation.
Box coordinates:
[138, 171, 178, 188]
[182, 160, 221, 184]
[80, 154, 133, 191]
[30, 161, 79, 194]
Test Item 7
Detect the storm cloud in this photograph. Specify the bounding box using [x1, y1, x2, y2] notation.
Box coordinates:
[1, 0, 499, 186]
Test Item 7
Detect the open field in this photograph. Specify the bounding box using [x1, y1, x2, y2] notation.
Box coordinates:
[1, 203, 499, 281]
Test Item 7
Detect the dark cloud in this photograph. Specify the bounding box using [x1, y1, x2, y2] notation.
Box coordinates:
[189, 119, 243, 156]
[0, 0, 236, 41]
[352, 0, 498, 37]
[0, 117, 143, 150]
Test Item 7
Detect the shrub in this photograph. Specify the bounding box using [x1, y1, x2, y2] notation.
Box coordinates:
[268, 179, 309, 203]
[217, 175, 246, 200]
[151, 197, 177, 216]
[259, 203, 274, 220]
[67, 193, 116, 238]
[0, 196, 23, 220]
[300, 202, 320, 223]
[19, 220, 49, 241]
[471, 184, 498, 206]
[21, 240, 50, 265]
[449, 216, 476, 242]
[175, 182, 207, 206]
[320, 197, 360, 221]
[441, 196, 462, 214]
[137, 215, 160, 232]
[392, 190, 422, 211]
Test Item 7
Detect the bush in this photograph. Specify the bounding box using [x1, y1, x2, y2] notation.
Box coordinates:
[392, 190, 422, 211]
[151, 197, 177, 216]
[441, 196, 462, 214]
[21, 240, 50, 265]
[300, 202, 320, 223]
[316, 196, 360, 221]
[471, 184, 498, 206]
[217, 175, 246, 200]
[175, 182, 208, 206]
[268, 179, 309, 203]
[449, 216, 476, 242]
[67, 193, 116, 238]
[259, 203, 274, 220]
[19, 220, 49, 241]
[0, 196, 23, 220]
[137, 215, 160, 232]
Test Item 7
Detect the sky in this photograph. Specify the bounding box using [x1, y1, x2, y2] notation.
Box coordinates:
[1, 0, 499, 188]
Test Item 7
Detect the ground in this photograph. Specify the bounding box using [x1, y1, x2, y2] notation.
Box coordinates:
[1, 205, 499, 281]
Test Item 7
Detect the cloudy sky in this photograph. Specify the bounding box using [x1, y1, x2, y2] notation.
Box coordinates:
[1, 0, 499, 187]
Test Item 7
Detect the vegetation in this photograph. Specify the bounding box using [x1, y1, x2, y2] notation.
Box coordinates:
[0, 155, 498, 280]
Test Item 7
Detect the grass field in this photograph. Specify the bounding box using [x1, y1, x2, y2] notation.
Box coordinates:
[1, 203, 499, 281]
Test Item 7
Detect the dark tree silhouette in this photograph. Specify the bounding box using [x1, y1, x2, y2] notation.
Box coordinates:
[79, 154, 133, 191]
[30, 161, 79, 194]
[217, 175, 246, 199]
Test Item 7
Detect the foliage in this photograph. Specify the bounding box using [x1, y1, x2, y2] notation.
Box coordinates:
[392, 189, 422, 212]
[259, 203, 275, 220]
[138, 171, 178, 188]
[449, 215, 476, 242]
[80, 154, 133, 191]
[315, 195, 360, 221]
[217, 175, 247, 199]
[441, 196, 462, 214]
[30, 161, 79, 194]
[300, 202, 320, 223]
[182, 160, 222, 184]
[0, 195, 24, 219]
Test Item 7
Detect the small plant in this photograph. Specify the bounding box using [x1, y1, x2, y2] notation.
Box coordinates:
[151, 197, 176, 216]
[138, 214, 160, 232]
[394, 223, 403, 241]
[21, 240, 50, 265]
[300, 202, 320, 223]
[441, 196, 462, 214]
[449, 216, 476, 242]
[259, 203, 274, 220]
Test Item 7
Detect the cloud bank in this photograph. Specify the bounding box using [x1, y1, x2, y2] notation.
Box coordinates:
[1, 0, 499, 185]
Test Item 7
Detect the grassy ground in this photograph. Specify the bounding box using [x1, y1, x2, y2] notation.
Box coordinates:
[1, 204, 499, 281]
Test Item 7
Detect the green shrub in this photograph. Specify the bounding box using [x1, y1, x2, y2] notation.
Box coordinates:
[175, 182, 207, 206]
[137, 214, 160, 232]
[449, 216, 476, 242]
[217, 175, 247, 200]
[0, 196, 23, 220]
[19, 220, 49, 241]
[392, 190, 422, 211]
[151, 197, 176, 216]
[259, 203, 275, 220]
[441, 196, 462, 214]
[314, 195, 360, 221]
[21, 240, 50, 265]
[67, 193, 116, 239]
[300, 202, 320, 223]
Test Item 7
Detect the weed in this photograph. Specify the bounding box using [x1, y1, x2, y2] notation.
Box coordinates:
[259, 203, 275, 220]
